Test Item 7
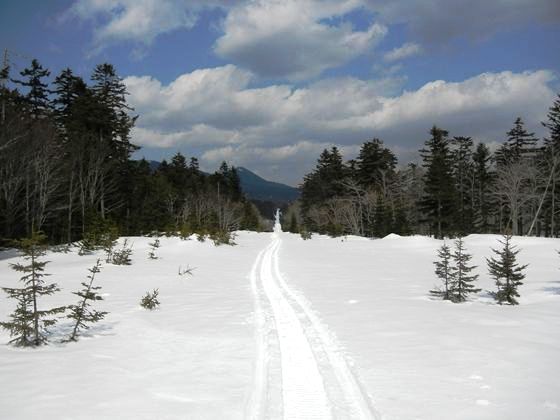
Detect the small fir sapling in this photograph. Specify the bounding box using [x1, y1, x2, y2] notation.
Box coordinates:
[430, 242, 453, 300]
[103, 235, 118, 263]
[487, 234, 527, 305]
[210, 230, 236, 246]
[110, 239, 133, 265]
[140, 289, 160, 310]
[300, 229, 312, 240]
[0, 233, 66, 346]
[449, 237, 481, 302]
[148, 238, 161, 260]
[66, 259, 108, 342]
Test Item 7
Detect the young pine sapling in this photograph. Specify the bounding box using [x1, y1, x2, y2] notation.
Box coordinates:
[66, 259, 108, 342]
[430, 242, 453, 300]
[0, 233, 65, 346]
[148, 238, 160, 260]
[487, 234, 527, 305]
[449, 237, 481, 302]
[110, 239, 133, 265]
[140, 289, 160, 310]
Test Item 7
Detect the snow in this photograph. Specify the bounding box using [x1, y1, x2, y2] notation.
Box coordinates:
[0, 228, 559, 419]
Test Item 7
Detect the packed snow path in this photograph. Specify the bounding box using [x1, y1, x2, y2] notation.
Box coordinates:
[247, 212, 379, 419]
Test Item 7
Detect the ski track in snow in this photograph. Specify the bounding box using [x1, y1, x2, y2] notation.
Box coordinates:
[247, 219, 379, 420]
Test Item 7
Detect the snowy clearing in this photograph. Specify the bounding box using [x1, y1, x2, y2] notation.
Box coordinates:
[1, 229, 559, 419]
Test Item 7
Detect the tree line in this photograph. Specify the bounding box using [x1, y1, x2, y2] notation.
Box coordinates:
[292, 97, 560, 239]
[0, 58, 261, 247]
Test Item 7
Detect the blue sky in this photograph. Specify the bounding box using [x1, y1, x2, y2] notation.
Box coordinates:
[1, 0, 559, 185]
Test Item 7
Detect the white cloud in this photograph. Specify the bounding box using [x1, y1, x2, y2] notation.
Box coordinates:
[214, 0, 387, 80]
[127, 66, 556, 184]
[363, 0, 560, 43]
[64, 0, 239, 52]
[384, 43, 422, 62]
[64, 0, 560, 65]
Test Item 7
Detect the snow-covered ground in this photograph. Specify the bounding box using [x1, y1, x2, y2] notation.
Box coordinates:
[0, 227, 559, 419]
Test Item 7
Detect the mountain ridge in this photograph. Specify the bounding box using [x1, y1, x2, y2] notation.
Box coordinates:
[145, 160, 299, 203]
[236, 167, 300, 203]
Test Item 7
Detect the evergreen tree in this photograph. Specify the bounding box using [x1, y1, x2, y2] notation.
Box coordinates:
[419, 126, 458, 238]
[66, 259, 108, 341]
[148, 237, 161, 260]
[240, 201, 261, 231]
[392, 205, 411, 235]
[140, 289, 160, 310]
[288, 212, 299, 233]
[487, 235, 527, 305]
[0, 233, 65, 346]
[355, 138, 396, 191]
[496, 117, 538, 165]
[543, 94, 560, 152]
[449, 237, 480, 302]
[472, 143, 492, 232]
[541, 94, 560, 237]
[451, 136, 474, 234]
[430, 243, 453, 300]
[52, 68, 87, 129]
[373, 196, 392, 237]
[301, 146, 348, 230]
[12, 59, 51, 116]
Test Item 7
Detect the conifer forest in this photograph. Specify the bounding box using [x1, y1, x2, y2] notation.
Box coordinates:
[0, 60, 261, 247]
[2, 58, 560, 247]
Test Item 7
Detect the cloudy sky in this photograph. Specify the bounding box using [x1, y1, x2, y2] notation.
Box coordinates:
[1, 0, 560, 185]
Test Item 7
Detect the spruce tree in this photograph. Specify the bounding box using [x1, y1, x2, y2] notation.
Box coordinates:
[541, 94, 560, 237]
[487, 235, 527, 305]
[355, 138, 397, 190]
[288, 212, 299, 233]
[373, 196, 391, 237]
[12, 59, 51, 116]
[472, 143, 492, 232]
[449, 237, 481, 302]
[66, 259, 108, 341]
[543, 94, 560, 152]
[0, 233, 65, 346]
[430, 243, 453, 300]
[451, 137, 474, 234]
[419, 126, 458, 238]
[496, 117, 539, 165]
[140, 289, 160, 310]
[148, 237, 160, 260]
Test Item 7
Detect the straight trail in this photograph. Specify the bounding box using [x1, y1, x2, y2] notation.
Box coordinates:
[246, 213, 380, 420]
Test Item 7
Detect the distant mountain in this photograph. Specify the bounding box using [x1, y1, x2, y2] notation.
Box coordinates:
[143, 160, 299, 203]
[236, 167, 300, 203]
[148, 160, 161, 172]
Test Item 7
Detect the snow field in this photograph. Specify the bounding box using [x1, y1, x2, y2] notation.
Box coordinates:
[279, 233, 560, 420]
[0, 233, 268, 419]
[0, 231, 559, 419]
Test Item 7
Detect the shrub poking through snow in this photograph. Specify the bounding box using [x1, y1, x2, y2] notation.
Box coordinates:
[148, 238, 160, 260]
[430, 242, 453, 300]
[300, 229, 312, 240]
[210, 230, 236, 246]
[103, 236, 118, 263]
[487, 234, 527, 305]
[79, 218, 119, 256]
[66, 259, 108, 342]
[449, 237, 481, 302]
[110, 240, 133, 265]
[140, 289, 160, 310]
[178, 265, 195, 276]
[0, 232, 65, 346]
